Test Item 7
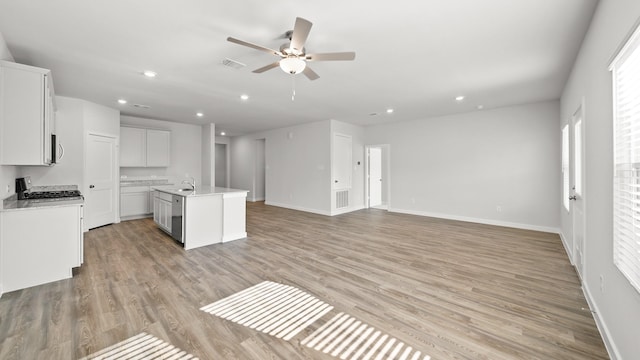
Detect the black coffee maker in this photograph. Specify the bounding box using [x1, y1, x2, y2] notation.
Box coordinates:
[15, 176, 32, 200]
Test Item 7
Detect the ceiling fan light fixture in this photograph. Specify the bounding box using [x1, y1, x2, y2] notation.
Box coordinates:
[279, 57, 306, 74]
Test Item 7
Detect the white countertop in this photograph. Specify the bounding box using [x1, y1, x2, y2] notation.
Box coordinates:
[2, 197, 84, 212]
[152, 185, 249, 197]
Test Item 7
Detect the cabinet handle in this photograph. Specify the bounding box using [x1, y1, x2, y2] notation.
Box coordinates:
[89, 185, 95, 189]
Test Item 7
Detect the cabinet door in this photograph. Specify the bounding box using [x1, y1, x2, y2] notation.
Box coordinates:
[0, 64, 47, 165]
[120, 191, 150, 217]
[153, 195, 160, 224]
[146, 129, 171, 167]
[120, 127, 146, 167]
[1, 205, 81, 292]
[161, 200, 172, 232]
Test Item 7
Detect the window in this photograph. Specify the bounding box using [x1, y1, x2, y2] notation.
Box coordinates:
[610, 22, 640, 294]
[562, 125, 570, 211]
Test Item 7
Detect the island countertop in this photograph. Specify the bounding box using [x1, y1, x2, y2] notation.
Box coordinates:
[152, 185, 249, 197]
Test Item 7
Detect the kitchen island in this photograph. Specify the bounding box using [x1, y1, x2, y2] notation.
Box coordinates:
[152, 186, 248, 250]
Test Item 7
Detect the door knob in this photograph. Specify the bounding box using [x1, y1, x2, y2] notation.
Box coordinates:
[89, 185, 95, 189]
[569, 195, 577, 200]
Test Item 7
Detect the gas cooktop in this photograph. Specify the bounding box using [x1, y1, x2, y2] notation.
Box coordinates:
[22, 189, 82, 200]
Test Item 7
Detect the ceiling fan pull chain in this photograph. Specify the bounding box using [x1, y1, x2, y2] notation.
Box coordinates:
[291, 73, 296, 101]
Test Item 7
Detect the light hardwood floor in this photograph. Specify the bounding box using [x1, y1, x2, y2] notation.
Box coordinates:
[0, 202, 608, 359]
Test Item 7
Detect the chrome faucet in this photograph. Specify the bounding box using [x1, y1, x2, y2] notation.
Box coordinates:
[182, 177, 196, 190]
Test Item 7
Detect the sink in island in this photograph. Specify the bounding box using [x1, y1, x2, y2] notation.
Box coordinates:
[152, 185, 248, 250]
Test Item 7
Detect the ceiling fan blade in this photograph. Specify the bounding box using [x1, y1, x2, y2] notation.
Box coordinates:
[290, 17, 313, 53]
[303, 66, 320, 81]
[305, 52, 356, 61]
[227, 37, 282, 57]
[252, 62, 280, 73]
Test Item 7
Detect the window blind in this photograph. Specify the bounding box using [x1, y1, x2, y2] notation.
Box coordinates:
[611, 22, 640, 294]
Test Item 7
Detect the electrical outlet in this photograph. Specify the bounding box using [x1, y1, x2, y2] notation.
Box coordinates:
[411, 198, 416, 204]
[600, 275, 604, 293]
[496, 205, 502, 213]
[5, 185, 10, 193]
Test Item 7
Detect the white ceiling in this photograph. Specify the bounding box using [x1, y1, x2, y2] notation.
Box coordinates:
[0, 0, 598, 136]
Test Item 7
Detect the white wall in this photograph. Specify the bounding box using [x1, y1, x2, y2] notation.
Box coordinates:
[19, 97, 85, 187]
[560, 1, 640, 358]
[365, 101, 561, 232]
[19, 98, 119, 192]
[331, 120, 366, 214]
[120, 116, 202, 186]
[231, 120, 332, 214]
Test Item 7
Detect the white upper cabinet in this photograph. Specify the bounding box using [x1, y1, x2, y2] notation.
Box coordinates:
[146, 129, 171, 167]
[120, 126, 146, 167]
[0, 60, 56, 165]
[120, 126, 170, 167]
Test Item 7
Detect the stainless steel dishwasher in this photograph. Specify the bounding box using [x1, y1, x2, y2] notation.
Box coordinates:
[171, 195, 184, 243]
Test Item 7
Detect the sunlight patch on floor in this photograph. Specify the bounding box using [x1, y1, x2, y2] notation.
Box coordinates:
[200, 280, 334, 340]
[79, 332, 197, 360]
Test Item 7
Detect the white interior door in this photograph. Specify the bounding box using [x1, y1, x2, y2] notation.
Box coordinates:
[571, 107, 585, 278]
[86, 134, 117, 229]
[332, 133, 352, 190]
[369, 147, 382, 207]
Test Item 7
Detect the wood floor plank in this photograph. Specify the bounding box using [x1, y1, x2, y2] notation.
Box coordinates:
[0, 202, 608, 359]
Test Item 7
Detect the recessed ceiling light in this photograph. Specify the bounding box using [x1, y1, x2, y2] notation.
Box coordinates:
[143, 70, 157, 78]
[117, 99, 127, 105]
[455, 95, 465, 101]
[196, 112, 204, 117]
[220, 132, 226, 136]
[386, 108, 394, 114]
[477, 105, 484, 110]
[240, 94, 249, 100]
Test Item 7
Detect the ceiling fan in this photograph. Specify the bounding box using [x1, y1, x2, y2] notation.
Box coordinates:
[227, 17, 356, 81]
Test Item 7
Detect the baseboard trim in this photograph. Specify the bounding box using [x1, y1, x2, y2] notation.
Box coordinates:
[331, 205, 365, 216]
[265, 201, 332, 216]
[222, 232, 247, 243]
[248, 197, 265, 202]
[120, 214, 152, 222]
[388, 208, 561, 234]
[582, 283, 621, 360]
[559, 231, 574, 265]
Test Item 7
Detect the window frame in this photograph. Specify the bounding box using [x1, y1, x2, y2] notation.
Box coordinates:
[610, 20, 640, 295]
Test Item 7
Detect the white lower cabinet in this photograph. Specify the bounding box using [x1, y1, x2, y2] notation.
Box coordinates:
[120, 186, 151, 218]
[1, 204, 83, 293]
[153, 191, 172, 233]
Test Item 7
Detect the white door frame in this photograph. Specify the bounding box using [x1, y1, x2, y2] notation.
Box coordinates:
[85, 131, 119, 229]
[570, 100, 586, 278]
[364, 144, 391, 210]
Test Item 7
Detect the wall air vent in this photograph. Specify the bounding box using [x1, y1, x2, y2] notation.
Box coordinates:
[336, 190, 349, 209]
[222, 58, 246, 69]
[132, 104, 151, 109]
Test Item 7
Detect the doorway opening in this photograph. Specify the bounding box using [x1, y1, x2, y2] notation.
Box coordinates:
[215, 143, 228, 187]
[365, 145, 390, 210]
[254, 138, 266, 202]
